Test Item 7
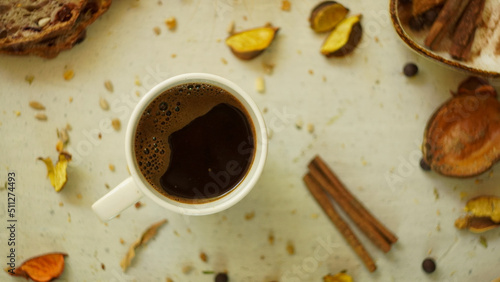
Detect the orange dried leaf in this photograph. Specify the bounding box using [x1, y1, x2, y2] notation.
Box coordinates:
[120, 219, 167, 272]
[38, 152, 72, 192]
[6, 252, 67, 282]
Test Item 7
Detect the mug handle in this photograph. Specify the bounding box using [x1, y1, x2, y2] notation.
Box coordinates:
[92, 177, 143, 221]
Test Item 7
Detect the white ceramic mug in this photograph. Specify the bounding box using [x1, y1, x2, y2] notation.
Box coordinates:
[92, 73, 268, 221]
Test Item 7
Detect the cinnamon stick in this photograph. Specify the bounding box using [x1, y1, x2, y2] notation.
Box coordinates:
[424, 0, 471, 50]
[303, 174, 377, 272]
[308, 164, 392, 253]
[449, 0, 485, 60]
[310, 156, 398, 244]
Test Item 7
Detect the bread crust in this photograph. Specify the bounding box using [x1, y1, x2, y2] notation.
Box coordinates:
[0, 0, 88, 48]
[0, 0, 111, 58]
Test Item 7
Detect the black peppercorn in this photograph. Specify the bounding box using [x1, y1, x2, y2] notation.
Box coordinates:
[422, 258, 436, 273]
[403, 63, 419, 77]
[215, 272, 229, 282]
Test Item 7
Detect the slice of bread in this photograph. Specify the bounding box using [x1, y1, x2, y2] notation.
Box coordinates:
[0, 0, 87, 48]
[413, 0, 446, 16]
[0, 0, 111, 58]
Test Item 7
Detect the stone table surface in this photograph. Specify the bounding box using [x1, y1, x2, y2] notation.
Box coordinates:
[0, 1, 499, 281]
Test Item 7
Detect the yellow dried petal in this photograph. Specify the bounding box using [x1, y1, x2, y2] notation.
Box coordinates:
[38, 152, 72, 192]
[55, 140, 64, 152]
[35, 113, 47, 121]
[323, 272, 353, 282]
[29, 101, 45, 110]
[63, 69, 74, 81]
[281, 0, 291, 11]
[255, 76, 265, 93]
[112, 118, 121, 131]
[104, 80, 114, 92]
[165, 17, 177, 30]
[153, 26, 161, 35]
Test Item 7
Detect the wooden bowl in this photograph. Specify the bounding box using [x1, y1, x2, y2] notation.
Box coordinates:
[389, 0, 500, 78]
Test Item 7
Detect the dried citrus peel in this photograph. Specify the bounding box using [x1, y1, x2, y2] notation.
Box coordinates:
[225, 25, 279, 60]
[455, 196, 500, 233]
[455, 216, 500, 233]
[38, 152, 72, 192]
[120, 219, 167, 272]
[465, 196, 500, 222]
[6, 252, 67, 282]
[321, 14, 362, 57]
[422, 77, 500, 177]
[309, 1, 349, 33]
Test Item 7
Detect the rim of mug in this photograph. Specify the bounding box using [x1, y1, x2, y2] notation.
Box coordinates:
[125, 73, 268, 215]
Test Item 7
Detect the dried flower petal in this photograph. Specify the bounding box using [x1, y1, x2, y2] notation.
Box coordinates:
[480, 236, 488, 248]
[120, 219, 167, 272]
[63, 69, 74, 81]
[153, 26, 161, 35]
[286, 241, 295, 255]
[165, 17, 177, 30]
[38, 152, 72, 192]
[199, 252, 208, 262]
[58, 128, 70, 145]
[104, 80, 114, 92]
[35, 113, 47, 121]
[281, 0, 291, 11]
[112, 118, 121, 131]
[55, 140, 64, 152]
[99, 97, 110, 111]
[323, 271, 353, 282]
[29, 101, 45, 110]
[6, 252, 67, 282]
[25, 75, 35, 84]
[255, 77, 265, 93]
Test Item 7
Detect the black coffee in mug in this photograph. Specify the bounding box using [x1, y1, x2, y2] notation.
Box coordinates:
[134, 83, 255, 203]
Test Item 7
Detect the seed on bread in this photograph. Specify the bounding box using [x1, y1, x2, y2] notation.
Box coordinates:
[38, 17, 51, 27]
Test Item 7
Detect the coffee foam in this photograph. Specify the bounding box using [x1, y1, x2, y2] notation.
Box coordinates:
[134, 83, 250, 199]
